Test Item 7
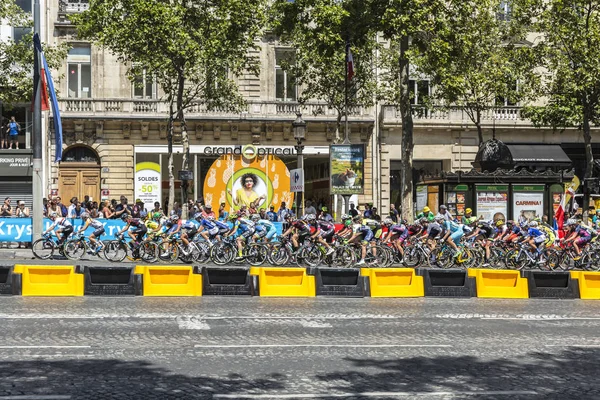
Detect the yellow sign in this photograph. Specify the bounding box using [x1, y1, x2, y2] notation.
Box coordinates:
[203, 153, 294, 212]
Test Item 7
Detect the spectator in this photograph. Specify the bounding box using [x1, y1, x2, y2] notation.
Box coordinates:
[89, 201, 100, 219]
[266, 205, 277, 222]
[43, 197, 48, 217]
[47, 198, 62, 217]
[304, 200, 317, 216]
[277, 201, 289, 222]
[100, 201, 113, 219]
[68, 201, 84, 218]
[81, 195, 91, 209]
[171, 201, 182, 218]
[348, 202, 359, 217]
[202, 204, 216, 218]
[114, 196, 132, 218]
[416, 206, 435, 221]
[290, 204, 297, 218]
[259, 208, 267, 220]
[66, 197, 77, 217]
[371, 207, 381, 221]
[15, 201, 30, 248]
[319, 206, 333, 222]
[1, 197, 12, 217]
[6, 116, 20, 150]
[364, 203, 374, 218]
[389, 204, 399, 222]
[132, 199, 143, 218]
[56, 197, 68, 217]
[436, 204, 453, 221]
[152, 201, 163, 217]
[218, 202, 229, 221]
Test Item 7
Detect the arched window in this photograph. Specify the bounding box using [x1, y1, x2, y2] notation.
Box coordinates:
[62, 146, 100, 164]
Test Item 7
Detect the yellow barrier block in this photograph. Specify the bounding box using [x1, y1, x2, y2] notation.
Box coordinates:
[571, 271, 600, 300]
[249, 267, 315, 297]
[469, 269, 528, 299]
[13, 264, 83, 296]
[135, 266, 202, 296]
[360, 268, 424, 297]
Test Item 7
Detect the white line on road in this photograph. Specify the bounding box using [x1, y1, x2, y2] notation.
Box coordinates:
[0, 346, 91, 349]
[545, 344, 600, 348]
[213, 390, 537, 399]
[194, 344, 452, 349]
[0, 396, 71, 400]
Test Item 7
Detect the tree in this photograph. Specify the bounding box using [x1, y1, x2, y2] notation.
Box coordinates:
[271, 0, 379, 141]
[366, 0, 444, 222]
[411, 0, 539, 145]
[0, 0, 67, 108]
[520, 0, 600, 220]
[73, 0, 266, 215]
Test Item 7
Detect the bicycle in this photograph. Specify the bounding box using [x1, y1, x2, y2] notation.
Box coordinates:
[505, 242, 550, 271]
[32, 232, 66, 260]
[63, 232, 106, 261]
[104, 233, 158, 262]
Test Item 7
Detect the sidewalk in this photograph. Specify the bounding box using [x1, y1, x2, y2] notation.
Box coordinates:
[0, 243, 35, 260]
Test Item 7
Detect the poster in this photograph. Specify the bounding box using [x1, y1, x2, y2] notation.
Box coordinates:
[416, 185, 428, 213]
[330, 144, 365, 195]
[134, 162, 161, 213]
[203, 147, 292, 212]
[513, 187, 545, 221]
[476, 185, 508, 221]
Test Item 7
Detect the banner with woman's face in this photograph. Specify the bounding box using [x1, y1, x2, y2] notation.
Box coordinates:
[203, 153, 293, 212]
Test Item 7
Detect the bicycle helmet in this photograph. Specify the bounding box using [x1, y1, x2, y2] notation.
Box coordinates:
[251, 214, 260, 222]
[305, 214, 316, 222]
[495, 219, 504, 227]
[352, 215, 362, 223]
[80, 212, 89, 220]
[152, 212, 162, 221]
[565, 219, 576, 227]
[434, 216, 445, 223]
[285, 213, 295, 221]
[383, 218, 394, 226]
[419, 217, 428, 224]
[344, 219, 352, 227]
[170, 214, 179, 222]
[506, 220, 514, 226]
[341, 214, 350, 221]
[521, 221, 529, 228]
[530, 221, 538, 227]
[194, 212, 203, 221]
[121, 213, 129, 221]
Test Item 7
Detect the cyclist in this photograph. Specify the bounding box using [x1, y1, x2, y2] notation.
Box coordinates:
[308, 214, 335, 255]
[348, 215, 382, 266]
[145, 212, 163, 237]
[77, 212, 105, 253]
[226, 211, 256, 260]
[44, 212, 74, 245]
[524, 220, 547, 259]
[563, 219, 592, 259]
[383, 218, 408, 257]
[117, 213, 148, 254]
[440, 217, 463, 258]
[419, 217, 442, 252]
[197, 214, 229, 243]
[337, 214, 354, 240]
[465, 219, 495, 266]
[281, 214, 311, 250]
[253, 214, 278, 243]
[157, 214, 181, 257]
[180, 218, 199, 255]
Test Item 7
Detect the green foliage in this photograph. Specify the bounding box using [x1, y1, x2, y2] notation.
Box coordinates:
[73, 0, 268, 113]
[271, 0, 379, 131]
[0, 0, 68, 108]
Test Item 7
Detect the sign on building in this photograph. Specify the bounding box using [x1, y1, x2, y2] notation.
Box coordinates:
[290, 168, 304, 193]
[134, 162, 161, 212]
[330, 144, 365, 195]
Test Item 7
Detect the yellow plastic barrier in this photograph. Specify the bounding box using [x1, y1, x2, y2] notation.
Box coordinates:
[360, 268, 424, 297]
[249, 267, 315, 297]
[467, 269, 528, 299]
[13, 265, 84, 296]
[134, 266, 202, 296]
[570, 271, 600, 300]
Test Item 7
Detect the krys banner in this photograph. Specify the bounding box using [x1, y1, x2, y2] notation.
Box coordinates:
[0, 218, 128, 242]
[330, 144, 365, 195]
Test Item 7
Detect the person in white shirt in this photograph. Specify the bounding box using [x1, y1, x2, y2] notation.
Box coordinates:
[304, 200, 317, 216]
[436, 204, 453, 222]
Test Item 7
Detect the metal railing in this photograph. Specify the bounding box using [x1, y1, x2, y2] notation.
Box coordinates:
[58, 0, 89, 13]
[382, 105, 525, 125]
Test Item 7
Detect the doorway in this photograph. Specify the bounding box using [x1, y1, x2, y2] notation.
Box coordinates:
[58, 146, 101, 202]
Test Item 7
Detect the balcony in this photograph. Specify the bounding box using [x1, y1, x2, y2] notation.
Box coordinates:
[57, 99, 375, 122]
[382, 105, 528, 127]
[56, 0, 89, 25]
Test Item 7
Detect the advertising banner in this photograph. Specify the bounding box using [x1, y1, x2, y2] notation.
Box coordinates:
[135, 162, 162, 212]
[289, 168, 304, 193]
[203, 145, 293, 212]
[513, 185, 545, 221]
[330, 144, 365, 195]
[476, 185, 508, 221]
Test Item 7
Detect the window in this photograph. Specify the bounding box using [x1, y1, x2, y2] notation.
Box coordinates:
[409, 80, 430, 105]
[496, 81, 518, 106]
[67, 46, 92, 98]
[15, 0, 32, 13]
[275, 49, 296, 102]
[497, 1, 512, 21]
[12, 27, 31, 43]
[132, 69, 157, 99]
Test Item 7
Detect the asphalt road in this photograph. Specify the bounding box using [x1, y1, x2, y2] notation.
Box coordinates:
[0, 297, 599, 399]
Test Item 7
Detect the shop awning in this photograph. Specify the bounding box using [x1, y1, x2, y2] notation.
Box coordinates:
[507, 144, 572, 167]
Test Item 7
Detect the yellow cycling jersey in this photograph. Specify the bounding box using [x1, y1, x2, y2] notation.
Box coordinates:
[145, 220, 159, 230]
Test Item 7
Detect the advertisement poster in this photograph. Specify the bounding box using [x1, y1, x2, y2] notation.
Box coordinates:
[330, 145, 365, 195]
[416, 186, 428, 213]
[476, 185, 508, 221]
[203, 145, 292, 212]
[513, 186, 545, 220]
[134, 162, 162, 213]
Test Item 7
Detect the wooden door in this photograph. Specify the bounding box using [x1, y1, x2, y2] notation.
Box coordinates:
[59, 164, 101, 202]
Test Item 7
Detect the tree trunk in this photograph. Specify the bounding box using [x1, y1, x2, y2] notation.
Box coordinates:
[399, 36, 414, 223]
[582, 112, 594, 224]
[476, 110, 483, 146]
[176, 72, 190, 219]
[167, 102, 175, 216]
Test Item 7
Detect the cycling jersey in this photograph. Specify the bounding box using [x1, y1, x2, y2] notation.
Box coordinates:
[291, 219, 311, 233]
[426, 222, 442, 238]
[145, 220, 159, 230]
[316, 220, 335, 232]
[200, 219, 217, 230]
[407, 225, 422, 236]
[234, 218, 256, 239]
[443, 220, 461, 233]
[50, 217, 72, 229]
[477, 222, 494, 239]
[181, 220, 198, 230]
[89, 219, 103, 229]
[527, 227, 546, 245]
[389, 224, 409, 240]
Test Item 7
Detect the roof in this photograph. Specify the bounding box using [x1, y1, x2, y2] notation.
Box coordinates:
[506, 144, 572, 166]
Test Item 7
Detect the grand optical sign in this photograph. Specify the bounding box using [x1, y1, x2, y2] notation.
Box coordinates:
[203, 145, 297, 158]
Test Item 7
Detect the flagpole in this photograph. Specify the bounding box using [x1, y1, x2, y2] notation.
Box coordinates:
[32, 0, 43, 241]
[343, 40, 350, 145]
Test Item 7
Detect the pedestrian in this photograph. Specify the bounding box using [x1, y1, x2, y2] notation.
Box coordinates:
[319, 206, 333, 222]
[304, 200, 317, 216]
[56, 196, 68, 217]
[348, 202, 359, 217]
[267, 205, 277, 222]
[218, 202, 228, 221]
[364, 203, 373, 218]
[15, 201, 29, 248]
[0, 197, 12, 217]
[436, 204, 453, 221]
[42, 197, 48, 217]
[277, 201, 289, 222]
[47, 198, 62, 217]
[6, 116, 20, 150]
[371, 207, 381, 221]
[114, 196, 132, 218]
[68, 201, 84, 218]
[389, 204, 399, 222]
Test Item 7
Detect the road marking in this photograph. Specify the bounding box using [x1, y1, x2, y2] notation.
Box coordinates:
[213, 390, 537, 398]
[0, 396, 71, 400]
[298, 319, 332, 328]
[545, 344, 600, 348]
[177, 317, 210, 330]
[195, 344, 452, 349]
[0, 346, 91, 349]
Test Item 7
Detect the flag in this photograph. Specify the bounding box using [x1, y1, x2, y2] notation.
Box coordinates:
[346, 44, 355, 81]
[32, 41, 50, 112]
[33, 33, 63, 162]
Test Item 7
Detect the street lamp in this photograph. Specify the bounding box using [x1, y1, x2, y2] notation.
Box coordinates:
[292, 112, 306, 217]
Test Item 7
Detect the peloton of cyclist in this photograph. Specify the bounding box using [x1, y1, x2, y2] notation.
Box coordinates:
[44, 212, 74, 245]
[117, 213, 148, 252]
[308, 214, 335, 255]
[77, 212, 105, 254]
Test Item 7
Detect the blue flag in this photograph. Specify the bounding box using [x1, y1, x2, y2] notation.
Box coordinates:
[33, 34, 62, 163]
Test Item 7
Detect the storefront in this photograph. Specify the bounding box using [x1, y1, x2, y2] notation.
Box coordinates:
[0, 149, 33, 209]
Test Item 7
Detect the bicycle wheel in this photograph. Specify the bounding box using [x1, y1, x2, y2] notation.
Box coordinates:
[32, 238, 55, 260]
[140, 242, 158, 263]
[268, 243, 290, 266]
[158, 242, 179, 262]
[193, 242, 211, 264]
[402, 245, 422, 267]
[64, 239, 86, 261]
[330, 246, 355, 268]
[211, 242, 235, 265]
[297, 244, 322, 267]
[103, 241, 128, 262]
[244, 243, 268, 266]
